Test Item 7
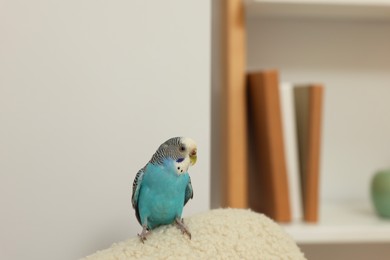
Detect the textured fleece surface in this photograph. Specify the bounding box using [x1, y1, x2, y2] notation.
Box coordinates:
[82, 208, 306, 260]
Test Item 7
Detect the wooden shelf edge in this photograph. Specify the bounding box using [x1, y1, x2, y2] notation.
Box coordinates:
[220, 0, 248, 208]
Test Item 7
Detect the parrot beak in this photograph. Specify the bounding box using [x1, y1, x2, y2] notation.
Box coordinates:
[190, 148, 197, 166]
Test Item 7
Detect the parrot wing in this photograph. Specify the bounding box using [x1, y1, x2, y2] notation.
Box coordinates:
[132, 166, 146, 225]
[184, 177, 194, 206]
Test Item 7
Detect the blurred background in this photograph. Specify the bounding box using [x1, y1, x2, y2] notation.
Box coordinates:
[2, 0, 390, 259]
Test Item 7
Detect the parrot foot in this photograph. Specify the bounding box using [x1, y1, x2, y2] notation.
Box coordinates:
[138, 225, 149, 243]
[175, 218, 191, 240]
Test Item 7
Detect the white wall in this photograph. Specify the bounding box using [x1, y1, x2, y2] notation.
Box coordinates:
[0, 1, 210, 259]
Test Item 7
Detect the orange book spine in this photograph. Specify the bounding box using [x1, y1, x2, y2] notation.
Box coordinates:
[247, 70, 291, 222]
[294, 84, 324, 223]
[305, 85, 324, 222]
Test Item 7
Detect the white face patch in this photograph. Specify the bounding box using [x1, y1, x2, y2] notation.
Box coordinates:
[174, 156, 191, 175]
[181, 138, 197, 152]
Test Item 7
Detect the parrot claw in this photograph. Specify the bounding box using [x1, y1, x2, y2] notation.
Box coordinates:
[175, 218, 191, 240]
[138, 225, 149, 243]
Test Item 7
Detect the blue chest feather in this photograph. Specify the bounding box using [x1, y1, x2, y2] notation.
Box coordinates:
[138, 160, 189, 229]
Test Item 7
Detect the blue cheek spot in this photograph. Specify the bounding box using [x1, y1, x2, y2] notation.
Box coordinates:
[176, 158, 185, 163]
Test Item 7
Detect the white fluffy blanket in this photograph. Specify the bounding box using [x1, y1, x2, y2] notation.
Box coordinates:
[83, 208, 305, 259]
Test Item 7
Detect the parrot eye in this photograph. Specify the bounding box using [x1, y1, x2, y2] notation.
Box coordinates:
[179, 145, 186, 152]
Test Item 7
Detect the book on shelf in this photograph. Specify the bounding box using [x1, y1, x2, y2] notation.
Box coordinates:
[279, 82, 303, 222]
[294, 84, 324, 223]
[247, 69, 291, 222]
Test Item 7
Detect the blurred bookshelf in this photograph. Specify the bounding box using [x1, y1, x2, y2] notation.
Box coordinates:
[220, 0, 390, 248]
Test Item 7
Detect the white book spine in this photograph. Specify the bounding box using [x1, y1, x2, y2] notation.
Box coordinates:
[280, 82, 303, 221]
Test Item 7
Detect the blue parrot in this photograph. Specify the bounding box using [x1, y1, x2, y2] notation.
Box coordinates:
[131, 137, 197, 242]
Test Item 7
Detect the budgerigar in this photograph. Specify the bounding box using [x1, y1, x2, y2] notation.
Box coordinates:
[131, 137, 197, 242]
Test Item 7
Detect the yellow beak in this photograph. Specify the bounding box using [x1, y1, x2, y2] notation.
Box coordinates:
[190, 155, 197, 166]
[190, 149, 197, 166]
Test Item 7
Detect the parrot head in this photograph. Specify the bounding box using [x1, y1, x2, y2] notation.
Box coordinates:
[150, 137, 197, 174]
